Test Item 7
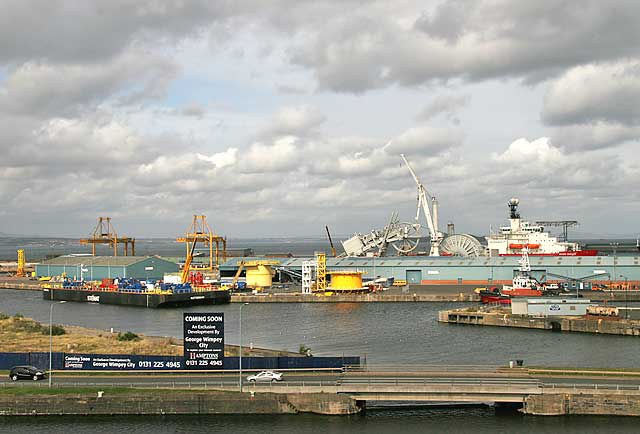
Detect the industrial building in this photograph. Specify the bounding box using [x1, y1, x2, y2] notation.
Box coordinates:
[220, 255, 640, 288]
[36, 256, 179, 280]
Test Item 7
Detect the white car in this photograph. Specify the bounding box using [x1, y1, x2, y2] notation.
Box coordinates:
[246, 370, 283, 383]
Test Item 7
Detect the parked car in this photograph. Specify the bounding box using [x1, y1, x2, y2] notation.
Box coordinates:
[9, 366, 47, 381]
[246, 370, 283, 383]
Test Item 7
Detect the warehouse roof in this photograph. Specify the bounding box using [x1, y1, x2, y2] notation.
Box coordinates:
[38, 256, 168, 266]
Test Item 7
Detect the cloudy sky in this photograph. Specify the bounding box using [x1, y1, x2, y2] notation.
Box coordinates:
[1, 0, 639, 239]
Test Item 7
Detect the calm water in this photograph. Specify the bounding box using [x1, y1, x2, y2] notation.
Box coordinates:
[2, 283, 640, 432]
[0, 237, 334, 260]
[1, 288, 639, 367]
[2, 409, 640, 434]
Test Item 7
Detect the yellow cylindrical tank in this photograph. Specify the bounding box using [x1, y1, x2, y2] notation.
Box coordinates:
[246, 264, 274, 288]
[328, 271, 364, 291]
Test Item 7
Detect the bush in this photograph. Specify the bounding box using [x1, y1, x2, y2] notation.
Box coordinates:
[12, 317, 45, 334]
[0, 312, 8, 320]
[49, 324, 66, 336]
[299, 344, 312, 356]
[117, 331, 140, 342]
[13, 313, 24, 319]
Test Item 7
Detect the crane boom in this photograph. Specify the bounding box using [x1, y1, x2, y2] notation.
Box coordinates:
[181, 238, 198, 284]
[231, 261, 245, 289]
[400, 154, 442, 255]
[325, 225, 337, 257]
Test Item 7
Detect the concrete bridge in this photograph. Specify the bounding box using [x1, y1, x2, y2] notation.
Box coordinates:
[4, 366, 640, 415]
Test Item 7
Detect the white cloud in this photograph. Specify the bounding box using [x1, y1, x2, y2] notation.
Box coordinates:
[385, 126, 463, 155]
[264, 105, 326, 137]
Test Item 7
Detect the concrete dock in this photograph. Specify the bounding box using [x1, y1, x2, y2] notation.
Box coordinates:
[439, 307, 640, 336]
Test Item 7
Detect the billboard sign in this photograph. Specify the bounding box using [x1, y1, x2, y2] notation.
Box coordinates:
[63, 354, 182, 370]
[183, 313, 224, 369]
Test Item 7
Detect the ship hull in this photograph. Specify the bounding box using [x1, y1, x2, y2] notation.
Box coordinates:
[480, 292, 511, 304]
[499, 250, 598, 257]
[42, 287, 230, 308]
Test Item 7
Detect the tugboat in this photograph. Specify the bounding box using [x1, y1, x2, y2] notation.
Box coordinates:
[479, 247, 546, 304]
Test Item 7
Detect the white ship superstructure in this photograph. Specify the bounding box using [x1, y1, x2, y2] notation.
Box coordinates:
[486, 198, 587, 257]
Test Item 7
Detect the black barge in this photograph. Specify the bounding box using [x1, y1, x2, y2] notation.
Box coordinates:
[42, 287, 230, 308]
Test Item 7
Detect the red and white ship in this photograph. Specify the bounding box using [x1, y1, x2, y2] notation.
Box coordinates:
[479, 247, 549, 304]
[485, 198, 597, 257]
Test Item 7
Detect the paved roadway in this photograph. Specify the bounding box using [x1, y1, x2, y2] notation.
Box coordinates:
[2, 366, 640, 391]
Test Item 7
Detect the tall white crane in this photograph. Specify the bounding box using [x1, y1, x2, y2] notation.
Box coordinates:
[400, 154, 444, 256]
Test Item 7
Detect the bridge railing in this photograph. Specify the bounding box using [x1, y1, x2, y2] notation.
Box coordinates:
[344, 364, 504, 373]
[542, 383, 640, 392]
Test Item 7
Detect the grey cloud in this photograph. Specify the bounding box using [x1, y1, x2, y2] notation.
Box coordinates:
[552, 123, 640, 151]
[416, 94, 470, 121]
[0, 0, 237, 64]
[542, 61, 640, 127]
[180, 103, 206, 118]
[415, 0, 470, 43]
[290, 0, 640, 92]
[0, 53, 178, 118]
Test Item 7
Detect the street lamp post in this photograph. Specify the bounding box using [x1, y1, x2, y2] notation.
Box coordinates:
[239, 302, 249, 392]
[49, 301, 66, 388]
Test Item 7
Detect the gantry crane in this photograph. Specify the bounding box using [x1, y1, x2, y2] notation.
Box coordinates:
[400, 154, 444, 256]
[80, 217, 135, 256]
[176, 215, 227, 284]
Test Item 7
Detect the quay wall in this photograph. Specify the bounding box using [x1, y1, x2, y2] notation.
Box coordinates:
[439, 310, 640, 336]
[523, 393, 640, 416]
[232, 293, 479, 303]
[0, 391, 360, 416]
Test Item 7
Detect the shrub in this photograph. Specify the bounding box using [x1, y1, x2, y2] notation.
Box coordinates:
[48, 325, 66, 336]
[13, 313, 24, 319]
[299, 344, 312, 356]
[117, 331, 140, 342]
[12, 317, 45, 334]
[0, 312, 9, 320]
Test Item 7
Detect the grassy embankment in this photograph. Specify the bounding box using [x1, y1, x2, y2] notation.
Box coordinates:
[0, 311, 297, 358]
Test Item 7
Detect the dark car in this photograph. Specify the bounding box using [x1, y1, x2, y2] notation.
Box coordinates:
[9, 365, 47, 381]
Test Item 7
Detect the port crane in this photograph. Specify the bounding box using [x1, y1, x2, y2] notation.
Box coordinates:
[400, 154, 444, 256]
[80, 217, 135, 256]
[176, 215, 227, 284]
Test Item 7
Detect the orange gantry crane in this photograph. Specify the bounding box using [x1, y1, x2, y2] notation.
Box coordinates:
[176, 215, 227, 283]
[80, 217, 136, 256]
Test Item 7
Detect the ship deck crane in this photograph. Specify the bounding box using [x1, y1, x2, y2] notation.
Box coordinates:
[80, 217, 135, 256]
[400, 154, 444, 256]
